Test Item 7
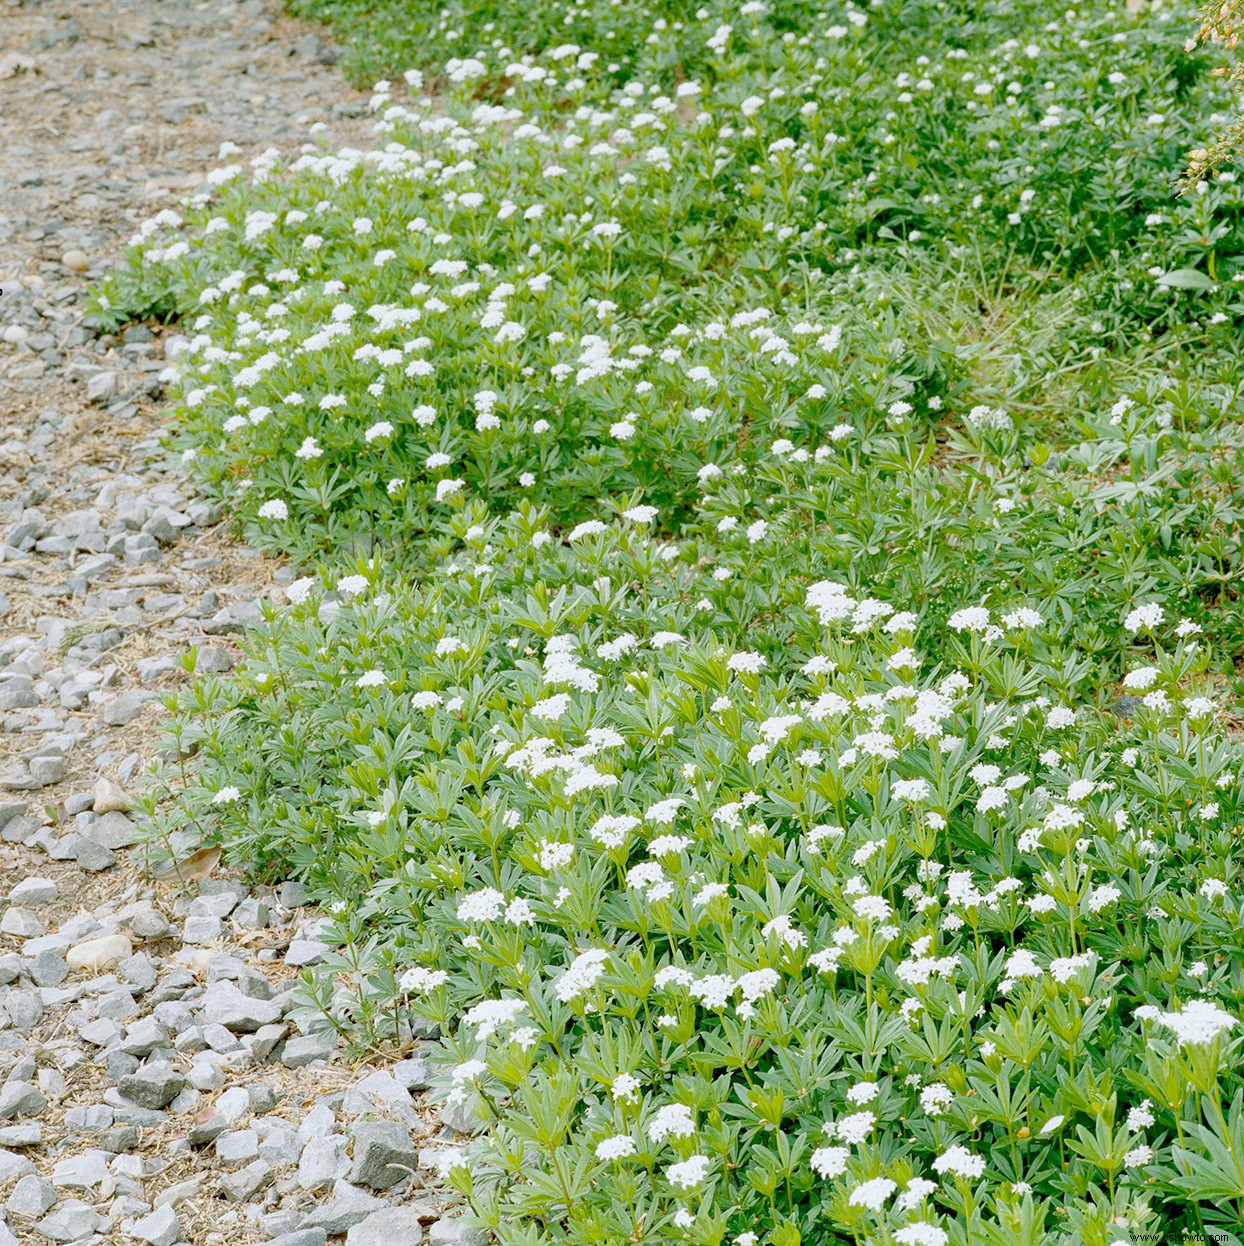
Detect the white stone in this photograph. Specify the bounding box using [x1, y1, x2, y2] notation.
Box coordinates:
[66, 933, 132, 973]
[92, 777, 131, 814]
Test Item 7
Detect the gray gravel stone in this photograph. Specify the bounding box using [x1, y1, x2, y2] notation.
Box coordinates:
[343, 1070, 417, 1123]
[268, 1230, 328, 1246]
[298, 1134, 350, 1190]
[279, 881, 310, 908]
[0, 677, 39, 711]
[29, 949, 68, 987]
[84, 810, 138, 849]
[64, 1104, 112, 1131]
[299, 1179, 386, 1234]
[218, 1157, 273, 1202]
[199, 981, 283, 1032]
[6, 1172, 57, 1217]
[202, 598, 264, 634]
[346, 1207, 426, 1246]
[196, 644, 235, 672]
[428, 1220, 489, 1246]
[51, 1149, 109, 1191]
[74, 837, 118, 871]
[87, 370, 118, 402]
[0, 1123, 41, 1147]
[215, 1127, 259, 1165]
[0, 907, 43, 938]
[393, 1054, 433, 1091]
[349, 1120, 419, 1190]
[99, 1124, 140, 1153]
[120, 953, 159, 993]
[182, 914, 225, 943]
[282, 1032, 336, 1068]
[117, 1063, 184, 1109]
[0, 1148, 35, 1182]
[6, 876, 56, 905]
[248, 1021, 287, 1062]
[37, 1200, 103, 1241]
[232, 897, 269, 930]
[188, 1111, 229, 1147]
[0, 1081, 46, 1119]
[131, 1203, 180, 1246]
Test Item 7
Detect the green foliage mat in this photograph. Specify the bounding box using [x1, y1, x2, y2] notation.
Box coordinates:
[95, 0, 1244, 1241]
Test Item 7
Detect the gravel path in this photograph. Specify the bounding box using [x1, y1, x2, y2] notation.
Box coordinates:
[0, 4, 479, 1244]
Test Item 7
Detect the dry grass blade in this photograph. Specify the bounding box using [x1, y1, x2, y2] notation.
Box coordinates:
[150, 845, 222, 884]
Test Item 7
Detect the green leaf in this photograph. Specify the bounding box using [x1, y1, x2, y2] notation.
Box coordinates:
[1155, 268, 1215, 291]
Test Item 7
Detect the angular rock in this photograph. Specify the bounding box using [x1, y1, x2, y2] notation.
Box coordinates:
[0, 1081, 46, 1120]
[186, 1061, 225, 1092]
[428, 1220, 489, 1246]
[202, 599, 263, 634]
[117, 1064, 184, 1110]
[29, 950, 68, 987]
[120, 1017, 167, 1058]
[102, 689, 160, 726]
[0, 907, 43, 938]
[232, 898, 269, 930]
[349, 1120, 419, 1190]
[28, 754, 67, 786]
[187, 1110, 228, 1147]
[153, 1173, 206, 1209]
[131, 1202, 180, 1246]
[269, 1231, 328, 1246]
[182, 914, 225, 944]
[87, 370, 118, 402]
[257, 1122, 303, 1166]
[279, 881, 309, 908]
[51, 1150, 109, 1191]
[215, 1128, 259, 1165]
[79, 1018, 124, 1048]
[196, 645, 234, 672]
[298, 1134, 350, 1190]
[300, 1180, 386, 1234]
[6, 1172, 56, 1217]
[392, 1055, 433, 1092]
[281, 1032, 335, 1069]
[246, 1082, 278, 1114]
[74, 838, 118, 872]
[7, 876, 57, 905]
[247, 1022, 286, 1062]
[0, 678, 38, 711]
[119, 953, 159, 993]
[343, 1070, 417, 1124]
[199, 981, 283, 1032]
[84, 810, 138, 849]
[218, 1157, 273, 1203]
[36, 1199, 102, 1242]
[99, 1124, 139, 1153]
[0, 1148, 35, 1182]
[346, 1208, 426, 1246]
